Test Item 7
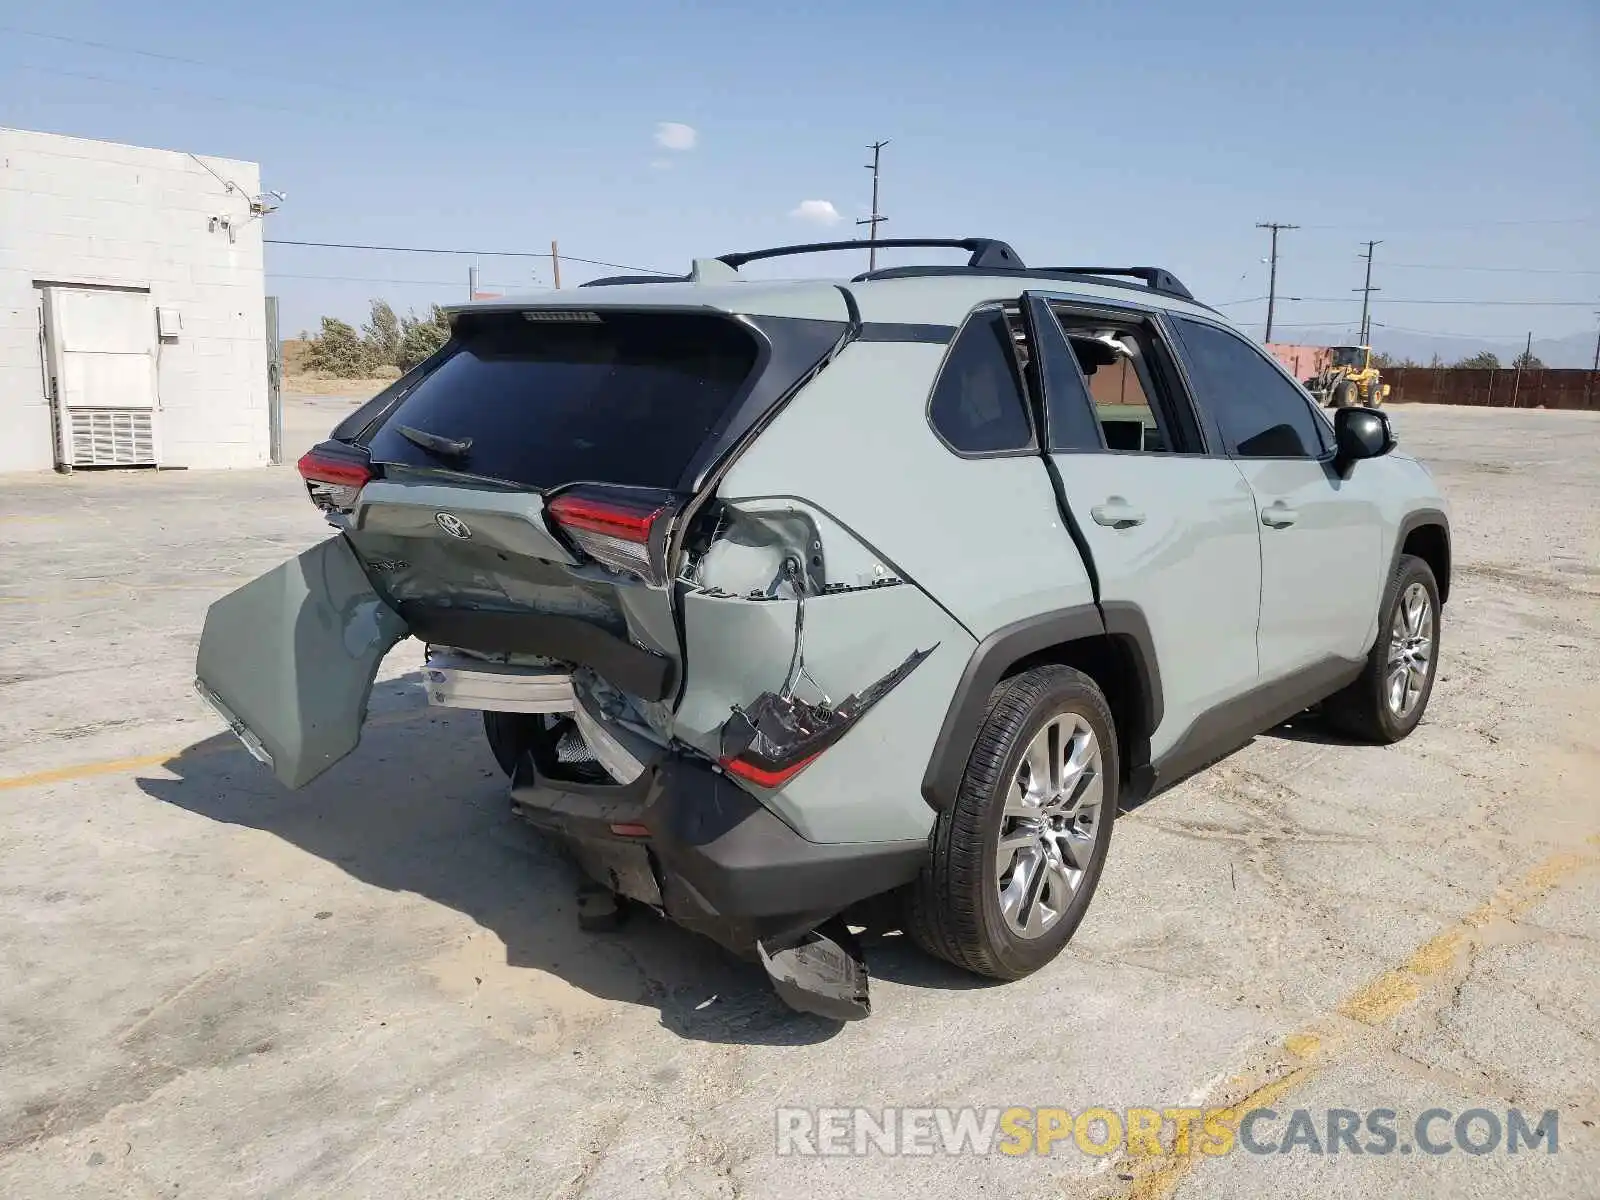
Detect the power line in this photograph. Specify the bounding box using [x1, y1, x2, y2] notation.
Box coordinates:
[1381, 261, 1600, 276]
[1235, 295, 1596, 307]
[265, 239, 671, 275]
[1290, 217, 1598, 232]
[2, 23, 233, 69]
[267, 271, 480, 286]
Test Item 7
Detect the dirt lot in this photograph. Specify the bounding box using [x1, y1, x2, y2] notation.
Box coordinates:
[1, 404, 1597, 1199]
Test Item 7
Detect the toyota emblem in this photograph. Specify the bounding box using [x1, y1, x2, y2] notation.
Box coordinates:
[434, 512, 472, 540]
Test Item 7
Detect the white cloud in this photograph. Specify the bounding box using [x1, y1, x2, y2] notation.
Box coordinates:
[654, 122, 698, 151]
[650, 159, 673, 171]
[790, 199, 842, 226]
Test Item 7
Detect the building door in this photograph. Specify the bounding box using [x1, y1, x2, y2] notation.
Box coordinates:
[42, 286, 160, 468]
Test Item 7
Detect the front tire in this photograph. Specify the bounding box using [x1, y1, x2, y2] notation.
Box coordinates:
[1322, 554, 1441, 743]
[906, 665, 1117, 980]
[1330, 380, 1358, 408]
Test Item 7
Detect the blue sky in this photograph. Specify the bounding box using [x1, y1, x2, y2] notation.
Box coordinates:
[3, 0, 1596, 353]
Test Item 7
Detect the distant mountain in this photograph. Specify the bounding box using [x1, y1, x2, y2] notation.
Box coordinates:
[1266, 326, 1597, 369]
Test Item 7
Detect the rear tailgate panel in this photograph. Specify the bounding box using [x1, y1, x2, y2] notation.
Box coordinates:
[195, 535, 409, 789]
[348, 481, 680, 699]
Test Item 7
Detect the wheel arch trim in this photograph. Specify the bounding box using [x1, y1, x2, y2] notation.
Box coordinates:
[920, 603, 1163, 812]
[1393, 508, 1451, 604]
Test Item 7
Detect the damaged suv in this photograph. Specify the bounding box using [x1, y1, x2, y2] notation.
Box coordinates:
[196, 237, 1451, 1020]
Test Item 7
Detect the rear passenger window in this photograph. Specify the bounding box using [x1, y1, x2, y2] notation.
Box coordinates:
[1170, 318, 1326, 459]
[928, 309, 1035, 455]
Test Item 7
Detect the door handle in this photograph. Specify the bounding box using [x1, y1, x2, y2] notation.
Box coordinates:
[1090, 497, 1146, 528]
[1260, 502, 1299, 528]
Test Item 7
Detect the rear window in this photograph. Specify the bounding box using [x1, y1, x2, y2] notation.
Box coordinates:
[363, 310, 761, 490]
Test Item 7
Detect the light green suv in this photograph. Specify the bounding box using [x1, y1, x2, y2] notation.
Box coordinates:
[196, 238, 1451, 1020]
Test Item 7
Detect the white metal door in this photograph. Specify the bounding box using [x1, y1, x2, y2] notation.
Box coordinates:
[43, 287, 159, 467]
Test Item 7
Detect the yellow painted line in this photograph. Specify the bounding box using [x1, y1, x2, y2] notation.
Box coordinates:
[0, 705, 441, 792]
[0, 753, 178, 792]
[1114, 835, 1600, 1200]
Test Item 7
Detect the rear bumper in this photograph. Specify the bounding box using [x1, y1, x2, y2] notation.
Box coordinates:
[508, 753, 925, 950]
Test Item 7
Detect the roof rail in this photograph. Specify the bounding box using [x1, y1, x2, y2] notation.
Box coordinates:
[1046, 267, 1195, 302]
[717, 237, 1023, 271]
[852, 263, 1201, 306]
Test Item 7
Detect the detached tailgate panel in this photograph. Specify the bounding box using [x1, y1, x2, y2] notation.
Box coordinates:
[195, 536, 409, 789]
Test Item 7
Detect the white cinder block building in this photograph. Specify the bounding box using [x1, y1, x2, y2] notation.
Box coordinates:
[0, 127, 270, 473]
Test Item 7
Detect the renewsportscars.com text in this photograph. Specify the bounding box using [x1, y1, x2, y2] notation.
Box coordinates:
[775, 1106, 1559, 1158]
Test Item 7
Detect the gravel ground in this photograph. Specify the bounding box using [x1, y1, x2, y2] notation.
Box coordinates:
[0, 402, 1596, 1200]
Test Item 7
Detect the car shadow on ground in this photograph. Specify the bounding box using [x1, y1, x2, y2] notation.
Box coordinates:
[135, 709, 846, 1047]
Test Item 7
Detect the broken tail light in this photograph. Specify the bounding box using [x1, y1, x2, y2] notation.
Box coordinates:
[545, 486, 679, 586]
[719, 647, 935, 789]
[297, 443, 374, 521]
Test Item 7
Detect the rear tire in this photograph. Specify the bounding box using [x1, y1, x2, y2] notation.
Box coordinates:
[906, 665, 1117, 980]
[483, 711, 541, 776]
[1322, 554, 1441, 743]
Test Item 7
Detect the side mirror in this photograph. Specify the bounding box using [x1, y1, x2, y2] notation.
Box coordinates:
[1333, 406, 1394, 473]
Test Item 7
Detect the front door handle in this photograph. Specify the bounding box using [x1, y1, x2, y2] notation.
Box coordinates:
[1260, 501, 1299, 528]
[1090, 497, 1146, 528]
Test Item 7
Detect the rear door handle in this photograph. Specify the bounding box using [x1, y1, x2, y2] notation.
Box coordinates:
[1260, 501, 1299, 528]
[1090, 497, 1146, 528]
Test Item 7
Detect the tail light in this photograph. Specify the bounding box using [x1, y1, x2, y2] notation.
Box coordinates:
[545, 487, 679, 586]
[297, 444, 373, 521]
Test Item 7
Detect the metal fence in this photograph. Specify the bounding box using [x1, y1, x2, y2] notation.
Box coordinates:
[1384, 368, 1600, 411]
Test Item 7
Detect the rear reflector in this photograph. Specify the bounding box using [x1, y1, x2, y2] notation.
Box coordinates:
[546, 488, 676, 585]
[608, 822, 651, 838]
[720, 751, 821, 789]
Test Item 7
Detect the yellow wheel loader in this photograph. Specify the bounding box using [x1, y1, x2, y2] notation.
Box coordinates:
[1305, 345, 1391, 408]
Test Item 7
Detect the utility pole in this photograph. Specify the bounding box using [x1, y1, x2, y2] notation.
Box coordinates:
[1354, 239, 1383, 345]
[857, 140, 890, 271]
[1585, 311, 1599, 410]
[1513, 330, 1532, 407]
[1256, 222, 1298, 344]
[468, 264, 479, 300]
[551, 240, 562, 290]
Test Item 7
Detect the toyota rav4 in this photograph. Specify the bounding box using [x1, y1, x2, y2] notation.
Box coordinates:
[195, 237, 1451, 1020]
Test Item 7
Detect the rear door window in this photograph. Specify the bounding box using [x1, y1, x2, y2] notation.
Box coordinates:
[364, 310, 761, 490]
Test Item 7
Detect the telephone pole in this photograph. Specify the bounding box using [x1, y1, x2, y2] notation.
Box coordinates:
[1585, 311, 1599, 410]
[1513, 331, 1532, 407]
[550, 240, 562, 290]
[1354, 240, 1383, 345]
[1256, 222, 1298, 343]
[857, 140, 890, 271]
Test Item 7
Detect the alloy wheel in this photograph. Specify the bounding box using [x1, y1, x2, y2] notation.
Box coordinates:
[1386, 581, 1435, 718]
[995, 713, 1104, 939]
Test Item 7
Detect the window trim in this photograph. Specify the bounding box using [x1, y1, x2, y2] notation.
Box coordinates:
[1164, 313, 1338, 464]
[1027, 293, 1213, 458]
[923, 302, 1041, 460]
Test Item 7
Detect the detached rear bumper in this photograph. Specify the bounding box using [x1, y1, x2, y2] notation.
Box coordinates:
[508, 754, 925, 951]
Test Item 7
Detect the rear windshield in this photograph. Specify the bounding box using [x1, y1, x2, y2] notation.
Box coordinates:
[363, 310, 761, 490]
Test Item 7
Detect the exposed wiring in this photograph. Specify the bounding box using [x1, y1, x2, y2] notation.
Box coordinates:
[186, 151, 244, 197]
